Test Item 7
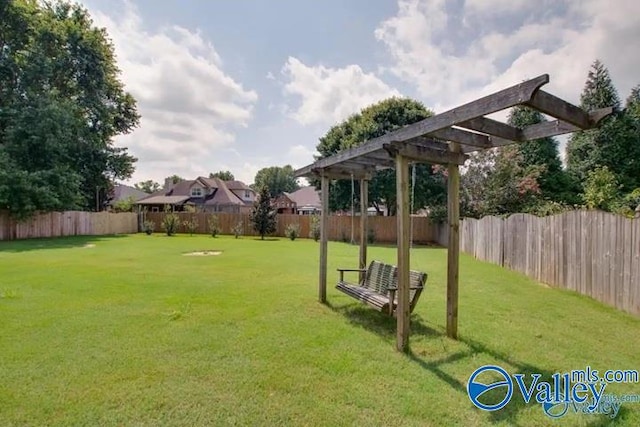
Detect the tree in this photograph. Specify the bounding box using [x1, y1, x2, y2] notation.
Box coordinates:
[209, 170, 235, 181]
[567, 60, 620, 186]
[164, 175, 184, 185]
[579, 60, 621, 112]
[626, 85, 640, 118]
[460, 143, 549, 218]
[507, 106, 576, 204]
[135, 180, 161, 194]
[253, 166, 299, 199]
[250, 186, 277, 240]
[0, 0, 139, 219]
[315, 97, 445, 215]
[583, 166, 620, 211]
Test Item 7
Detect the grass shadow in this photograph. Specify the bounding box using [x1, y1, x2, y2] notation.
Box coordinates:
[326, 299, 625, 425]
[252, 238, 280, 241]
[0, 234, 129, 253]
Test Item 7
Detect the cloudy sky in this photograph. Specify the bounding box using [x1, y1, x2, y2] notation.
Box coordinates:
[78, 0, 640, 186]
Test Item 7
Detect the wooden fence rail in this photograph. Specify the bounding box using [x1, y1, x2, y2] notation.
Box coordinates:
[143, 212, 438, 244]
[459, 211, 640, 316]
[0, 211, 138, 241]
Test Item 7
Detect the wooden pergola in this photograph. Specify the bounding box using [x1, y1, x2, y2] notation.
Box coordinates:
[294, 74, 612, 352]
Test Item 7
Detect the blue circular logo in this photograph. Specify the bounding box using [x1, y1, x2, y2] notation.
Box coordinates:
[468, 365, 513, 411]
[542, 394, 569, 419]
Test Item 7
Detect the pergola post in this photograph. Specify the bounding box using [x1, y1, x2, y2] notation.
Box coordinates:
[319, 174, 330, 304]
[446, 143, 461, 339]
[359, 179, 368, 283]
[395, 154, 411, 352]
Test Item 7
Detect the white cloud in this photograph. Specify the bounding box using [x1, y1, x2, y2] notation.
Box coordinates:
[376, 0, 640, 112]
[281, 57, 402, 126]
[464, 0, 532, 16]
[84, 1, 258, 184]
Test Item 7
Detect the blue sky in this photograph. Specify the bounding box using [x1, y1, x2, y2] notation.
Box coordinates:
[78, 0, 640, 185]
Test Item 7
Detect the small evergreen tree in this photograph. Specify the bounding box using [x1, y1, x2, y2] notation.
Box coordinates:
[250, 186, 277, 240]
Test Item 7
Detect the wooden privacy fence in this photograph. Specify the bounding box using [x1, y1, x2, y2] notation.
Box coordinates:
[143, 212, 438, 243]
[0, 211, 138, 241]
[460, 211, 640, 316]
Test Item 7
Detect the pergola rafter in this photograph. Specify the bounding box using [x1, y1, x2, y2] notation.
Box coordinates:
[294, 74, 613, 352]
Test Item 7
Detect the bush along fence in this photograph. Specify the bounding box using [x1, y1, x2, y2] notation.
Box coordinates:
[142, 212, 441, 244]
[459, 210, 640, 316]
[0, 211, 138, 241]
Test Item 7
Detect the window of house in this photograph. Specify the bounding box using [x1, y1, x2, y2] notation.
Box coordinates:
[245, 190, 251, 198]
[151, 207, 159, 212]
[191, 187, 203, 197]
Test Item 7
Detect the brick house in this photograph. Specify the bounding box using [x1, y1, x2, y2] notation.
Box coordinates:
[136, 177, 256, 213]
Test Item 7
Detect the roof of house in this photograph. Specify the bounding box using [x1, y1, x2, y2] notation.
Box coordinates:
[111, 185, 149, 203]
[136, 177, 252, 206]
[137, 195, 191, 205]
[288, 186, 321, 208]
[205, 178, 245, 206]
[225, 180, 253, 191]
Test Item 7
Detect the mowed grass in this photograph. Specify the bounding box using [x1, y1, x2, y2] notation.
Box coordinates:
[0, 234, 639, 426]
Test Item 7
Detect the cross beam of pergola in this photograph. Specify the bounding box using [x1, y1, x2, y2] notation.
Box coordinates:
[294, 74, 612, 352]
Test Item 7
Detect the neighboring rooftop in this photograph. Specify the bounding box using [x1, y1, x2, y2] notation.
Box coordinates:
[288, 186, 321, 208]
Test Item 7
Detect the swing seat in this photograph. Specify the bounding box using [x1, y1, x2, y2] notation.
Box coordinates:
[336, 260, 427, 316]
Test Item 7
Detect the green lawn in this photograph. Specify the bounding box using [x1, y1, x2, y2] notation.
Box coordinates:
[1, 234, 639, 426]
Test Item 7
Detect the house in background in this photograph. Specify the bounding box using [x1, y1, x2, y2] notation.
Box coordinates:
[273, 193, 296, 214]
[273, 186, 321, 215]
[136, 177, 255, 213]
[107, 184, 149, 210]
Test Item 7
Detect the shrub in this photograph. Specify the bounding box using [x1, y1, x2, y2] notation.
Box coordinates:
[367, 227, 376, 244]
[143, 220, 155, 235]
[161, 212, 179, 236]
[207, 214, 220, 237]
[309, 214, 321, 242]
[232, 221, 243, 239]
[113, 196, 135, 213]
[285, 223, 300, 241]
[183, 218, 199, 236]
[428, 205, 448, 224]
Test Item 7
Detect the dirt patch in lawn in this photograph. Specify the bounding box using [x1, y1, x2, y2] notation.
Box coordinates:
[83, 244, 96, 248]
[183, 250, 222, 256]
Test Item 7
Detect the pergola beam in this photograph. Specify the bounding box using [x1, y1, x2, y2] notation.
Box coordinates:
[294, 74, 549, 178]
[385, 142, 468, 165]
[526, 90, 591, 128]
[429, 127, 492, 149]
[458, 117, 523, 141]
[521, 107, 614, 141]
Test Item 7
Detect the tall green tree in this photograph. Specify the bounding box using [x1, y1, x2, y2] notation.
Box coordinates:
[250, 186, 277, 240]
[253, 165, 299, 198]
[507, 106, 575, 203]
[209, 170, 235, 181]
[315, 97, 445, 215]
[567, 62, 640, 194]
[135, 180, 161, 194]
[566, 60, 620, 187]
[0, 0, 139, 218]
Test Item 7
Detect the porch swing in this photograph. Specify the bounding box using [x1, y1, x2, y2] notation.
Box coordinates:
[335, 165, 428, 316]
